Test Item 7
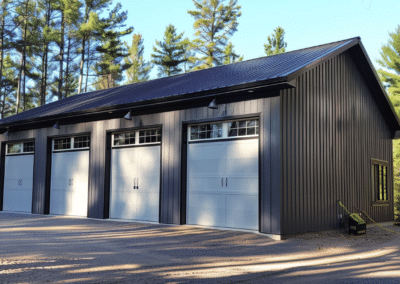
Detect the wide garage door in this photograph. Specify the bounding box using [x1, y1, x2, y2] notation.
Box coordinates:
[110, 128, 161, 222]
[187, 119, 259, 230]
[2, 141, 35, 213]
[50, 136, 90, 217]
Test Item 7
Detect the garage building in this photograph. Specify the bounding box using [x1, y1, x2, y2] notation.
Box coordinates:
[0, 37, 399, 238]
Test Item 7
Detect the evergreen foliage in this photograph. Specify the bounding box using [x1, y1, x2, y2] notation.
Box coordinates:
[188, 0, 241, 70]
[377, 26, 400, 220]
[223, 42, 243, 64]
[264, 26, 287, 56]
[125, 33, 152, 83]
[93, 3, 133, 90]
[151, 24, 186, 77]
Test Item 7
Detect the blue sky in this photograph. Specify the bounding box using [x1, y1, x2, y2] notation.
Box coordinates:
[114, 0, 400, 79]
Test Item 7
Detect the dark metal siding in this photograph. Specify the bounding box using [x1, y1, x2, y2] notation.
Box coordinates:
[281, 51, 394, 235]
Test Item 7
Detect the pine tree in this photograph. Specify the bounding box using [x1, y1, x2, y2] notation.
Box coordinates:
[125, 33, 152, 83]
[0, 54, 18, 118]
[77, 0, 111, 94]
[377, 25, 400, 220]
[223, 42, 243, 64]
[93, 3, 133, 90]
[151, 24, 186, 77]
[188, 0, 241, 69]
[264, 26, 287, 56]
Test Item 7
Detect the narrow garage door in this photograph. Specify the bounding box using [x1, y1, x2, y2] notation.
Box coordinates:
[3, 141, 35, 213]
[187, 119, 259, 230]
[50, 136, 90, 217]
[110, 128, 161, 222]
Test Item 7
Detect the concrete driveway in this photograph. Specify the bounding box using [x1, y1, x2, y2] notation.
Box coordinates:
[0, 212, 400, 283]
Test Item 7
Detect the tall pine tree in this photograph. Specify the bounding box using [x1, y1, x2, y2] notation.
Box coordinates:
[151, 24, 186, 77]
[188, 0, 241, 69]
[125, 33, 152, 83]
[377, 25, 400, 220]
[93, 3, 133, 90]
[264, 26, 287, 56]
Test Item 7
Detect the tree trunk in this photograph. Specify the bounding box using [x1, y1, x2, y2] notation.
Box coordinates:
[77, 38, 85, 94]
[57, 10, 65, 100]
[84, 38, 90, 92]
[0, 5, 5, 115]
[65, 36, 71, 98]
[15, 56, 23, 114]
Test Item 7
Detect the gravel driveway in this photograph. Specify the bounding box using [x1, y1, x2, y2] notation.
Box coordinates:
[0, 212, 399, 283]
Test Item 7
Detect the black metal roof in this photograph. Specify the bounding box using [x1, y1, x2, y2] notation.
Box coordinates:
[1, 37, 399, 132]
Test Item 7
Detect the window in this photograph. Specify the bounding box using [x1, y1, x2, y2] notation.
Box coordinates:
[53, 136, 90, 151]
[114, 132, 135, 146]
[228, 119, 259, 137]
[139, 129, 161, 144]
[188, 118, 259, 141]
[190, 123, 223, 140]
[112, 128, 161, 147]
[6, 141, 34, 155]
[371, 159, 389, 202]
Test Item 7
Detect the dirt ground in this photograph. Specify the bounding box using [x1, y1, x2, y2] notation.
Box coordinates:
[0, 212, 400, 283]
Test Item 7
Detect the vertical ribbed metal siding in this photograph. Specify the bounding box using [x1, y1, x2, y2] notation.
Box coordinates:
[281, 51, 393, 235]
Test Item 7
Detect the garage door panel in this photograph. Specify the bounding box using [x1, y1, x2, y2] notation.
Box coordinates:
[226, 194, 258, 230]
[187, 131, 259, 231]
[111, 178, 133, 192]
[187, 193, 226, 227]
[110, 191, 136, 219]
[188, 176, 225, 192]
[50, 149, 89, 217]
[135, 192, 159, 221]
[110, 143, 160, 222]
[112, 148, 136, 178]
[223, 177, 258, 193]
[3, 154, 34, 213]
[3, 188, 32, 212]
[50, 189, 68, 215]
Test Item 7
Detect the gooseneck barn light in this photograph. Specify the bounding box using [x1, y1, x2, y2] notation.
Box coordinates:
[124, 110, 132, 120]
[53, 121, 60, 129]
[3, 129, 9, 137]
[208, 98, 218, 109]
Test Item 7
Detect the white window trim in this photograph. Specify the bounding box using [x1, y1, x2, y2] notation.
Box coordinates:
[112, 128, 162, 147]
[53, 136, 90, 152]
[188, 119, 259, 142]
[6, 142, 34, 155]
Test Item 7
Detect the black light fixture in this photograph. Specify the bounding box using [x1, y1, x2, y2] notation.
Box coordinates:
[3, 129, 9, 137]
[208, 98, 218, 109]
[53, 121, 60, 129]
[124, 110, 132, 120]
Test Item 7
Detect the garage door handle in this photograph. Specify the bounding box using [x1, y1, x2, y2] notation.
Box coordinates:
[221, 178, 223, 187]
[133, 178, 136, 189]
[226, 178, 227, 187]
[137, 178, 139, 190]
[18, 179, 22, 186]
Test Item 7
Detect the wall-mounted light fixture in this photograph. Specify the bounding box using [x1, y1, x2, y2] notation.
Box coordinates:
[208, 98, 218, 109]
[124, 110, 132, 120]
[3, 129, 9, 137]
[53, 121, 60, 129]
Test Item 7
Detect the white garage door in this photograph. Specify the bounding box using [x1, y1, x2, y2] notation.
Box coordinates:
[187, 119, 259, 230]
[110, 129, 161, 222]
[3, 141, 35, 213]
[50, 136, 90, 217]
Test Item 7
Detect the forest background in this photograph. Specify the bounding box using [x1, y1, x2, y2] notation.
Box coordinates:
[1, 0, 400, 219]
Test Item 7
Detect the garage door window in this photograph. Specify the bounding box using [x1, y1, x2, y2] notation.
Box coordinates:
[53, 136, 90, 151]
[7, 142, 34, 155]
[112, 128, 161, 147]
[189, 119, 259, 141]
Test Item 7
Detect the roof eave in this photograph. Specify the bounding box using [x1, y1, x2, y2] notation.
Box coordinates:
[0, 77, 294, 132]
